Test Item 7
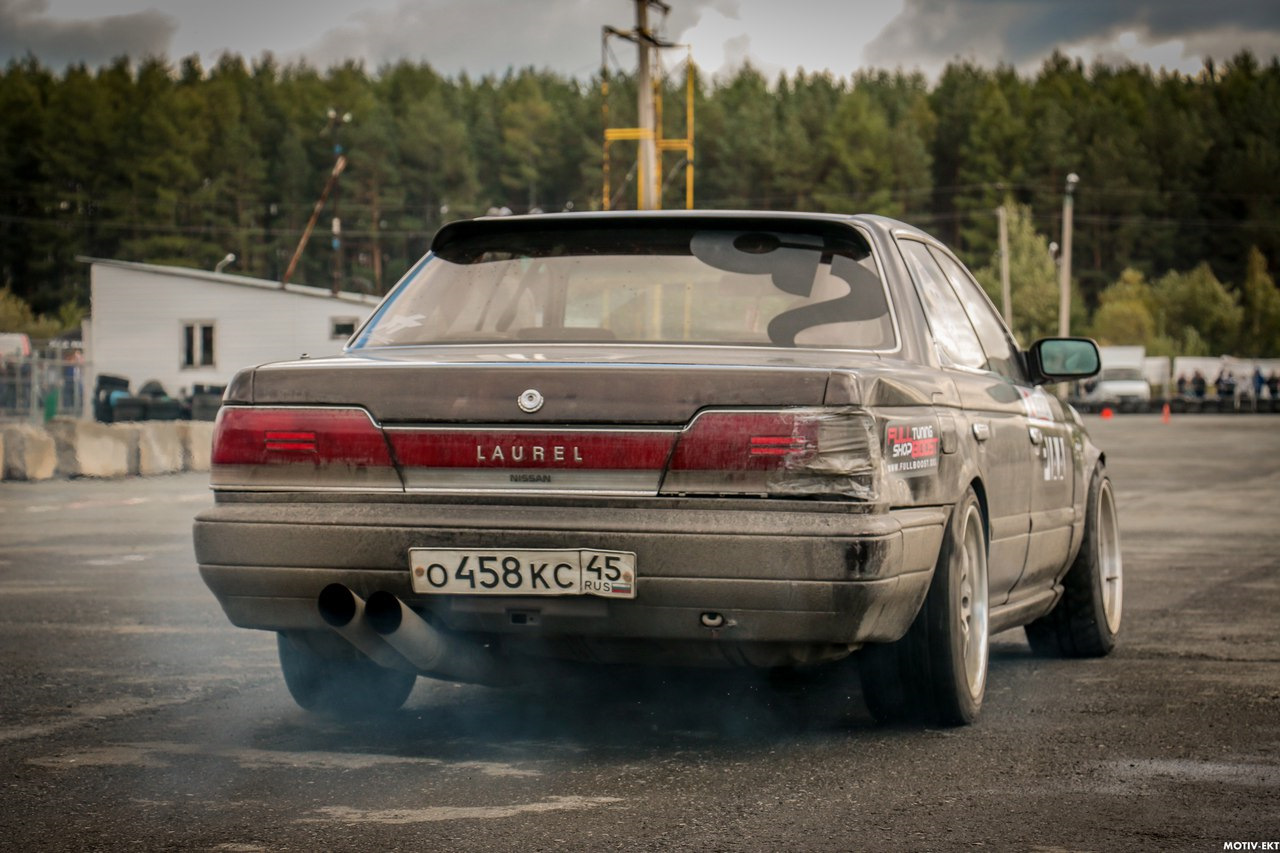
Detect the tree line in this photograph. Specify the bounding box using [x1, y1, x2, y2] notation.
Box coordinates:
[0, 50, 1277, 355]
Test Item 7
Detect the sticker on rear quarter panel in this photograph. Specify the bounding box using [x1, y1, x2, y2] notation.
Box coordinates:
[885, 419, 940, 477]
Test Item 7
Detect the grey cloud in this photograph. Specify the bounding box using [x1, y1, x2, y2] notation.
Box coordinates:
[866, 0, 1280, 67]
[301, 0, 734, 76]
[666, 0, 741, 35]
[1181, 25, 1280, 63]
[718, 32, 753, 75]
[0, 0, 175, 67]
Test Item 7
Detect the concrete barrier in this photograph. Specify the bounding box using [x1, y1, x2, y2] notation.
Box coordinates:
[178, 421, 214, 472]
[114, 423, 142, 474]
[47, 418, 132, 478]
[2, 423, 57, 481]
[137, 421, 184, 476]
[0, 419, 223, 481]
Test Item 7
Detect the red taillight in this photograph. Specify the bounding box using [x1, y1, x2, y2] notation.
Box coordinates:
[668, 411, 819, 472]
[749, 435, 810, 456]
[384, 428, 678, 494]
[263, 431, 318, 453]
[213, 407, 393, 466]
[661, 409, 876, 498]
[211, 407, 400, 491]
[388, 430, 674, 470]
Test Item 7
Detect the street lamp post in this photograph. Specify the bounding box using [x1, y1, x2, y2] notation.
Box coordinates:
[996, 204, 1011, 327]
[1058, 173, 1078, 337]
[328, 109, 352, 296]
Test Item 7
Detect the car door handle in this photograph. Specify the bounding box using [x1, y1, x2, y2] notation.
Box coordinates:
[972, 422, 990, 442]
[1028, 426, 1043, 445]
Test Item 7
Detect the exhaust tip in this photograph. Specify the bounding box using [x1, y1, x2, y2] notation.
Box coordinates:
[365, 590, 404, 635]
[317, 583, 359, 627]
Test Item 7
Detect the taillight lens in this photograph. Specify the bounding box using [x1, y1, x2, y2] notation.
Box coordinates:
[660, 408, 879, 499]
[385, 427, 678, 493]
[211, 406, 401, 491]
[668, 412, 819, 472]
[388, 430, 674, 470]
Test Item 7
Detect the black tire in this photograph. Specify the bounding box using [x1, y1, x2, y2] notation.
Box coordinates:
[860, 486, 989, 726]
[277, 632, 417, 716]
[1025, 466, 1122, 657]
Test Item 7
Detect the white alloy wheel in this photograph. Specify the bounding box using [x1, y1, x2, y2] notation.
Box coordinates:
[1024, 466, 1123, 658]
[957, 502, 990, 701]
[1096, 477, 1123, 634]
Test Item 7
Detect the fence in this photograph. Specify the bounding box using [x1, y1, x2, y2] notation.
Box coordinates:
[0, 355, 86, 423]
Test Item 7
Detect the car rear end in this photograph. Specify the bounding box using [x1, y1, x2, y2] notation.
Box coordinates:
[193, 214, 947, 676]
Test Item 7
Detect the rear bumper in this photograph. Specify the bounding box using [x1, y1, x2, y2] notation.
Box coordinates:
[194, 496, 946, 653]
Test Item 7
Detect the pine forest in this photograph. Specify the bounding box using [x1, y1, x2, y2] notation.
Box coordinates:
[1, 50, 1278, 356]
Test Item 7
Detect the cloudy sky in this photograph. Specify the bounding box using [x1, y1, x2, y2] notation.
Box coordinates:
[3, 0, 1279, 79]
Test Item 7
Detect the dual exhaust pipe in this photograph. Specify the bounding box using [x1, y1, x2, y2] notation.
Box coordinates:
[317, 584, 508, 686]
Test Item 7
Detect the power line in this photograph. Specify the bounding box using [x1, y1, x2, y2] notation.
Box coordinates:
[6, 205, 1280, 237]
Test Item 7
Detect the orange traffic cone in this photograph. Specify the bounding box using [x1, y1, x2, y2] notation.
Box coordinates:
[1161, 403, 1171, 424]
[1100, 407, 1114, 420]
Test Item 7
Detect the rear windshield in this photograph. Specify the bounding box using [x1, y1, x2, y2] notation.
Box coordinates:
[1100, 368, 1144, 382]
[354, 221, 896, 350]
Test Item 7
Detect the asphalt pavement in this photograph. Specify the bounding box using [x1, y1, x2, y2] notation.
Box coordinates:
[0, 414, 1276, 851]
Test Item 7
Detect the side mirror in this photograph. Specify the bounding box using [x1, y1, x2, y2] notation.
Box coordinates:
[1026, 337, 1101, 385]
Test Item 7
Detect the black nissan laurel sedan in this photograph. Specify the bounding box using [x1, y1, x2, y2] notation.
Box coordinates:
[194, 212, 1122, 726]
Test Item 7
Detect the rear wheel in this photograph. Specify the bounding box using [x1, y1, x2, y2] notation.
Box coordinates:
[277, 632, 417, 716]
[859, 486, 989, 726]
[1025, 466, 1122, 657]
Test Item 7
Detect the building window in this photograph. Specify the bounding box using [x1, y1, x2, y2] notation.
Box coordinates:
[331, 317, 358, 340]
[182, 322, 216, 368]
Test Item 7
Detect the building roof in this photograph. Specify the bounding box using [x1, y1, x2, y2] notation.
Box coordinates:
[79, 257, 383, 307]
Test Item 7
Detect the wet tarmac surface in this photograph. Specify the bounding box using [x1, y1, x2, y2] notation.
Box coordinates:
[1, 414, 1277, 851]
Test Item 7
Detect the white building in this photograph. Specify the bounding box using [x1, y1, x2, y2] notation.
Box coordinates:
[83, 258, 382, 406]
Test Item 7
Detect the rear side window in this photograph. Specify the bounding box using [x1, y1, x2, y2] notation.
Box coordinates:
[928, 248, 1025, 382]
[898, 240, 986, 370]
[355, 222, 897, 351]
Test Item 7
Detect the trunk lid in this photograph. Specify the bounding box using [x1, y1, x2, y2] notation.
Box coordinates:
[247, 346, 839, 424]
[223, 347, 881, 498]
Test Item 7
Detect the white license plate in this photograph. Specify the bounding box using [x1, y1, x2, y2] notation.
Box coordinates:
[408, 548, 637, 599]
